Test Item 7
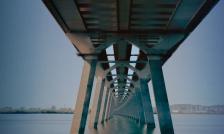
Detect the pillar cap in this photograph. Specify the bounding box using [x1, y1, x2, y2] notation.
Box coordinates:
[147, 55, 162, 60]
[84, 55, 98, 61]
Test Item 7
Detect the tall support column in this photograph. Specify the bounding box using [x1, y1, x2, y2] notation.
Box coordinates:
[133, 93, 141, 123]
[70, 60, 97, 134]
[136, 89, 145, 124]
[93, 79, 105, 129]
[106, 93, 112, 120]
[109, 97, 116, 119]
[104, 91, 112, 121]
[140, 79, 155, 128]
[101, 87, 110, 123]
[149, 57, 174, 134]
[98, 86, 107, 123]
[88, 77, 102, 128]
[133, 94, 140, 121]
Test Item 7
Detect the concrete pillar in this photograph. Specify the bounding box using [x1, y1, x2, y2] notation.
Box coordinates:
[93, 79, 105, 129]
[101, 87, 110, 123]
[88, 77, 102, 128]
[136, 89, 145, 124]
[109, 97, 116, 119]
[106, 93, 112, 120]
[130, 94, 140, 120]
[70, 60, 97, 134]
[140, 79, 155, 128]
[103, 91, 111, 122]
[133, 93, 141, 123]
[149, 58, 174, 134]
[98, 86, 107, 123]
[133, 94, 140, 121]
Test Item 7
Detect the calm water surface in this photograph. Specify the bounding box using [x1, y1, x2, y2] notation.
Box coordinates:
[0, 114, 224, 134]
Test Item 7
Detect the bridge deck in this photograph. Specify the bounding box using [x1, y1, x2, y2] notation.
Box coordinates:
[43, 0, 219, 133]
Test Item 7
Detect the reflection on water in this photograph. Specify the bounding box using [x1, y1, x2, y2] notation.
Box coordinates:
[87, 115, 156, 134]
[0, 114, 224, 134]
[0, 114, 71, 134]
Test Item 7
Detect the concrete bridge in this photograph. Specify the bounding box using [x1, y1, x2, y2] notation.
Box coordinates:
[43, 0, 219, 133]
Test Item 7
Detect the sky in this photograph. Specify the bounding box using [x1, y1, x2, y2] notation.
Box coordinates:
[0, 0, 223, 108]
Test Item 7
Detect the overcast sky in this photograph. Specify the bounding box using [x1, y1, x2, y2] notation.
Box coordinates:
[0, 0, 223, 108]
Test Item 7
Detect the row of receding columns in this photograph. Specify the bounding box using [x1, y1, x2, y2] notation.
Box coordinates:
[133, 57, 174, 133]
[70, 56, 174, 134]
[70, 59, 113, 134]
[111, 81, 154, 127]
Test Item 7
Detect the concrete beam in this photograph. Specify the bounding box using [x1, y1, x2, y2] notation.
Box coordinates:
[70, 29, 185, 35]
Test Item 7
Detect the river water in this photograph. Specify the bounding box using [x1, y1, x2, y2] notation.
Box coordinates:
[0, 114, 224, 134]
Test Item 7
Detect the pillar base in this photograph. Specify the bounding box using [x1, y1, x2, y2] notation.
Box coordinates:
[146, 123, 155, 128]
[78, 127, 85, 134]
[93, 122, 98, 129]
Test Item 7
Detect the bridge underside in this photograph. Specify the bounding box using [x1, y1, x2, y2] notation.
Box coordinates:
[43, 0, 218, 133]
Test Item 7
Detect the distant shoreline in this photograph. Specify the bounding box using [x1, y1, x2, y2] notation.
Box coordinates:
[1, 104, 224, 115]
[0, 112, 73, 114]
[1, 112, 224, 115]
